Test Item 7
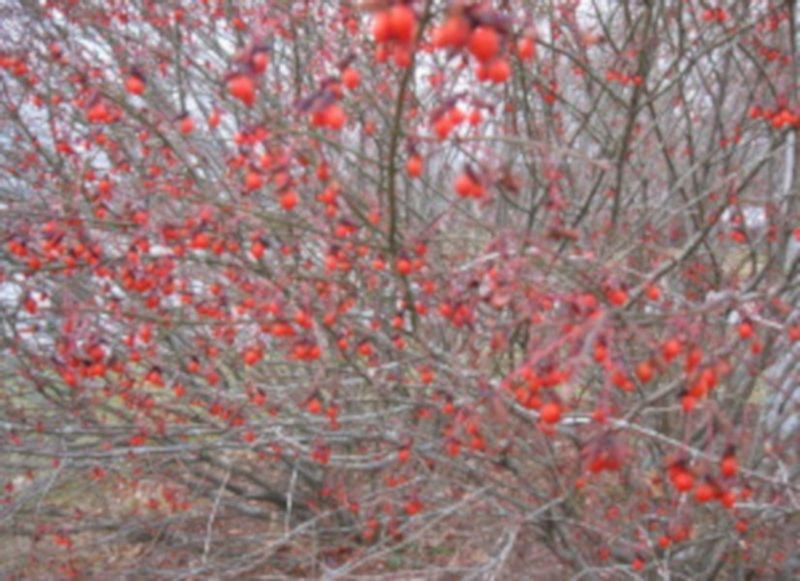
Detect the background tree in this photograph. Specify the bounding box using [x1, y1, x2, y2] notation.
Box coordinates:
[1, 0, 799, 578]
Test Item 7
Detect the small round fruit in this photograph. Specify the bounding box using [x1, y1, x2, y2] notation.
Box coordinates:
[487, 58, 511, 83]
[720, 455, 738, 478]
[540, 402, 562, 424]
[342, 67, 360, 90]
[388, 5, 416, 43]
[694, 482, 715, 503]
[517, 36, 536, 60]
[672, 471, 694, 492]
[636, 361, 654, 383]
[125, 75, 145, 95]
[227, 74, 255, 106]
[468, 26, 500, 63]
[372, 11, 392, 43]
[406, 155, 423, 178]
[454, 173, 476, 197]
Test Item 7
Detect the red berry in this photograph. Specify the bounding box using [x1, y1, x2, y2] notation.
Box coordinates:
[475, 63, 491, 82]
[454, 173, 476, 197]
[593, 343, 607, 363]
[179, 116, 194, 134]
[468, 26, 500, 63]
[607, 288, 627, 306]
[720, 490, 736, 508]
[227, 74, 255, 107]
[685, 346, 703, 372]
[244, 171, 263, 191]
[446, 439, 460, 456]
[250, 240, 265, 259]
[517, 36, 536, 60]
[434, 115, 454, 139]
[738, 321, 753, 340]
[539, 402, 562, 424]
[341, 67, 360, 90]
[388, 5, 415, 44]
[720, 456, 738, 478]
[636, 361, 654, 383]
[645, 284, 661, 301]
[251, 50, 269, 73]
[662, 338, 682, 361]
[694, 482, 715, 503]
[406, 154, 423, 178]
[125, 74, 145, 95]
[306, 398, 322, 414]
[242, 347, 262, 366]
[280, 191, 299, 211]
[487, 58, 511, 83]
[404, 498, 423, 515]
[672, 471, 694, 492]
[322, 104, 346, 130]
[396, 257, 412, 275]
[374, 44, 389, 63]
[372, 11, 392, 43]
[432, 16, 470, 48]
[393, 45, 412, 67]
